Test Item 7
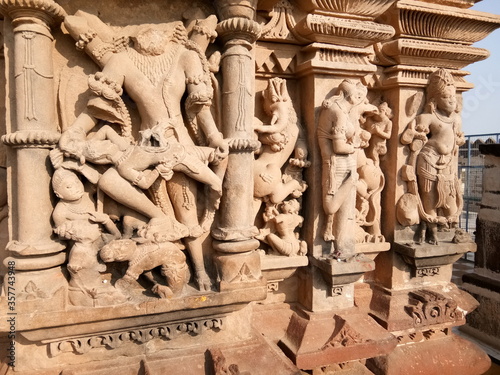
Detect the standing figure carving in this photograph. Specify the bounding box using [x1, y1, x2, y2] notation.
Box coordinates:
[317, 80, 378, 258]
[400, 69, 464, 245]
[51, 10, 227, 303]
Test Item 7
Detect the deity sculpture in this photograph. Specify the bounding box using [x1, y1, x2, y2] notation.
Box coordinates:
[317, 80, 378, 258]
[400, 69, 465, 245]
[51, 10, 227, 299]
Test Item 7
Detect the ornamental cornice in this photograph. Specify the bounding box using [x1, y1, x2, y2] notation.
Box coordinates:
[0, 0, 66, 26]
[295, 14, 394, 48]
[298, 0, 397, 20]
[379, 38, 490, 69]
[383, 0, 500, 45]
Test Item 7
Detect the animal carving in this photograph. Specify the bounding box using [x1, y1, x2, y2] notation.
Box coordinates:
[253, 78, 308, 207]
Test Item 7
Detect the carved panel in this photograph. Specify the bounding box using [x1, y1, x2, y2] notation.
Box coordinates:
[405, 290, 462, 327]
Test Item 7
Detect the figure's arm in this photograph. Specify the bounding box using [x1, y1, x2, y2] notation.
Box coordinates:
[331, 112, 355, 155]
[183, 51, 228, 158]
[454, 116, 466, 147]
[64, 11, 123, 67]
[88, 211, 121, 239]
[254, 104, 288, 134]
[91, 125, 130, 151]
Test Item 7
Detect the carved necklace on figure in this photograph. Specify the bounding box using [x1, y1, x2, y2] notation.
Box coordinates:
[61, 200, 94, 217]
[432, 107, 454, 125]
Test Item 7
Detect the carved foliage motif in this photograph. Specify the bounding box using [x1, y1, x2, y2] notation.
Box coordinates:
[48, 318, 224, 356]
[405, 290, 462, 327]
[322, 317, 367, 350]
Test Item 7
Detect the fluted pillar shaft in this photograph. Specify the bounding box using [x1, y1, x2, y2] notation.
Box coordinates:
[1, 0, 66, 303]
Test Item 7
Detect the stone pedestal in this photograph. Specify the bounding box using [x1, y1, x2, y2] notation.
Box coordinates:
[461, 144, 500, 350]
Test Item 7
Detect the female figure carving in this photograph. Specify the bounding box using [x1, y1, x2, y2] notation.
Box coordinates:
[317, 80, 377, 258]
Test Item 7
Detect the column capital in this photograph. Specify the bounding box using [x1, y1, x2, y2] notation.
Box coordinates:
[216, 17, 262, 44]
[0, 0, 66, 29]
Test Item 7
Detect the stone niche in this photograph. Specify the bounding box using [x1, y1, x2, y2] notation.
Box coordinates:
[0, 0, 498, 374]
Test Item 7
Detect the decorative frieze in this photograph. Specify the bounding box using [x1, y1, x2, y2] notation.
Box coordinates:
[415, 267, 440, 278]
[47, 317, 224, 356]
[379, 38, 490, 69]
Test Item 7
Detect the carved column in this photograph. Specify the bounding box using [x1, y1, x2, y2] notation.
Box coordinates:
[212, 1, 264, 291]
[278, 1, 398, 371]
[367, 1, 500, 374]
[0, 0, 67, 308]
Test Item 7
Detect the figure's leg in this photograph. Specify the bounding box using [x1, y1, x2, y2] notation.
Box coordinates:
[167, 173, 212, 291]
[269, 179, 306, 204]
[173, 155, 222, 195]
[99, 168, 165, 220]
[333, 188, 356, 259]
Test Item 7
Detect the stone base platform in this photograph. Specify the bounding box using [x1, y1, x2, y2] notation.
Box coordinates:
[367, 333, 490, 375]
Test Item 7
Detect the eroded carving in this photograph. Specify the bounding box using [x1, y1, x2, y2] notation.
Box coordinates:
[399, 69, 464, 245]
[356, 102, 393, 243]
[253, 77, 309, 256]
[258, 199, 307, 257]
[51, 168, 127, 307]
[100, 239, 190, 299]
[405, 290, 462, 326]
[318, 79, 379, 258]
[48, 317, 224, 356]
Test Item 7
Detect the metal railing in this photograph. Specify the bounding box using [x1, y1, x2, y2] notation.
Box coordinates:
[458, 133, 500, 252]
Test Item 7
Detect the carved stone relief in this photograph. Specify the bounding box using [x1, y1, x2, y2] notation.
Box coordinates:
[317, 79, 389, 259]
[405, 289, 462, 327]
[50, 10, 227, 304]
[398, 68, 465, 245]
[253, 77, 309, 257]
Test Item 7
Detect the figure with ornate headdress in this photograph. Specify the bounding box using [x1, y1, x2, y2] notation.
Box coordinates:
[401, 69, 465, 245]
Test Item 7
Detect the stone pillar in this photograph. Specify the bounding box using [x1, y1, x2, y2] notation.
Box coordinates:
[212, 0, 264, 291]
[367, 1, 500, 374]
[0, 0, 67, 309]
[278, 1, 398, 370]
[461, 143, 500, 351]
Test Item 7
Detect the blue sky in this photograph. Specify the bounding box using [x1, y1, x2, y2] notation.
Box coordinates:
[462, 1, 500, 135]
